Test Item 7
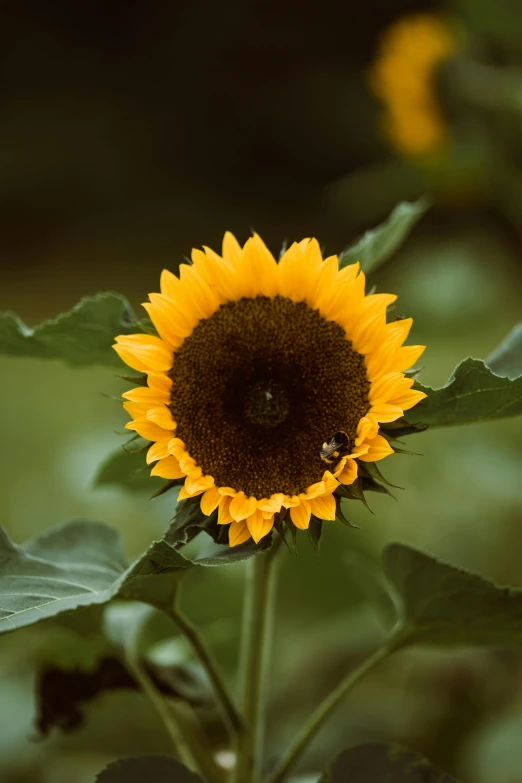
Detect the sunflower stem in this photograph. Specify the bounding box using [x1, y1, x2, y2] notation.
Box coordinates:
[233, 540, 282, 783]
[264, 633, 405, 783]
[170, 602, 244, 736]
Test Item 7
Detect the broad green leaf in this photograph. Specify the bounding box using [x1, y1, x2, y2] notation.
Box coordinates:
[485, 322, 522, 380]
[94, 447, 164, 493]
[95, 756, 204, 782]
[383, 543, 522, 646]
[338, 197, 430, 273]
[0, 521, 192, 634]
[404, 358, 522, 428]
[0, 292, 138, 367]
[320, 742, 458, 782]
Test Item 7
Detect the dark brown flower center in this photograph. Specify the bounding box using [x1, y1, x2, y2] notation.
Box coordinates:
[169, 295, 370, 499]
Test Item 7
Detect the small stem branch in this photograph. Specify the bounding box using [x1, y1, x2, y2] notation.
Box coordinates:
[233, 541, 281, 783]
[170, 603, 244, 736]
[125, 650, 198, 772]
[265, 635, 403, 783]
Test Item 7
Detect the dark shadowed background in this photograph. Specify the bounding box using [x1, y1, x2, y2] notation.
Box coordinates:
[1, 1, 521, 781]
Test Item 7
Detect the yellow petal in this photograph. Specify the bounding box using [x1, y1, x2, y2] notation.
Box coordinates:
[200, 486, 222, 516]
[363, 292, 398, 314]
[234, 234, 278, 298]
[123, 401, 151, 419]
[217, 486, 239, 498]
[302, 481, 325, 500]
[358, 434, 394, 462]
[277, 240, 310, 301]
[391, 389, 428, 410]
[369, 372, 411, 404]
[148, 373, 173, 394]
[222, 231, 243, 266]
[313, 255, 340, 315]
[146, 405, 176, 430]
[338, 459, 358, 485]
[146, 437, 172, 464]
[355, 415, 379, 446]
[322, 471, 340, 494]
[125, 419, 173, 441]
[184, 474, 214, 495]
[256, 494, 284, 513]
[160, 268, 181, 300]
[368, 404, 404, 423]
[178, 263, 220, 320]
[114, 334, 173, 373]
[327, 271, 366, 323]
[364, 342, 397, 380]
[159, 270, 205, 328]
[393, 344, 425, 372]
[122, 385, 169, 404]
[143, 294, 191, 345]
[229, 494, 258, 522]
[336, 260, 359, 284]
[290, 499, 311, 530]
[247, 510, 274, 543]
[309, 493, 336, 520]
[218, 497, 234, 525]
[385, 318, 413, 346]
[194, 246, 237, 301]
[229, 521, 252, 547]
[350, 313, 387, 355]
[150, 456, 185, 478]
[168, 444, 201, 477]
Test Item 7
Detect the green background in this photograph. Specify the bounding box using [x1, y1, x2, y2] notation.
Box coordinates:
[1, 0, 521, 781]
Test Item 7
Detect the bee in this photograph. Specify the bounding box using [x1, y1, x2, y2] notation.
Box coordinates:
[320, 431, 349, 464]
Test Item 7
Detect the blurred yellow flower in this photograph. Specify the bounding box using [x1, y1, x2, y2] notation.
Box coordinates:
[114, 233, 426, 546]
[369, 14, 456, 157]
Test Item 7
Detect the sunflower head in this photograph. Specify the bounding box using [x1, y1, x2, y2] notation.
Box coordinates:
[114, 233, 426, 547]
[368, 13, 456, 158]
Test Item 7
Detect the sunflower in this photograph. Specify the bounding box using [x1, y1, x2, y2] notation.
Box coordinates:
[369, 13, 456, 158]
[114, 234, 426, 547]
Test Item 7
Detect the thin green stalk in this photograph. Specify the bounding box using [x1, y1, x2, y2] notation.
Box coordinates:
[125, 649, 198, 772]
[170, 603, 244, 736]
[265, 635, 403, 783]
[233, 541, 281, 783]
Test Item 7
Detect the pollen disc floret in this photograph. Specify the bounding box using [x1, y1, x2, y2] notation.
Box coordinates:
[114, 233, 427, 547]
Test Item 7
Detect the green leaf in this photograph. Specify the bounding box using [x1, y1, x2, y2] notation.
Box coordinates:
[95, 756, 204, 782]
[0, 292, 138, 367]
[94, 447, 165, 493]
[383, 543, 522, 646]
[404, 358, 522, 428]
[320, 742, 459, 782]
[0, 521, 193, 634]
[485, 322, 522, 380]
[338, 197, 430, 273]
